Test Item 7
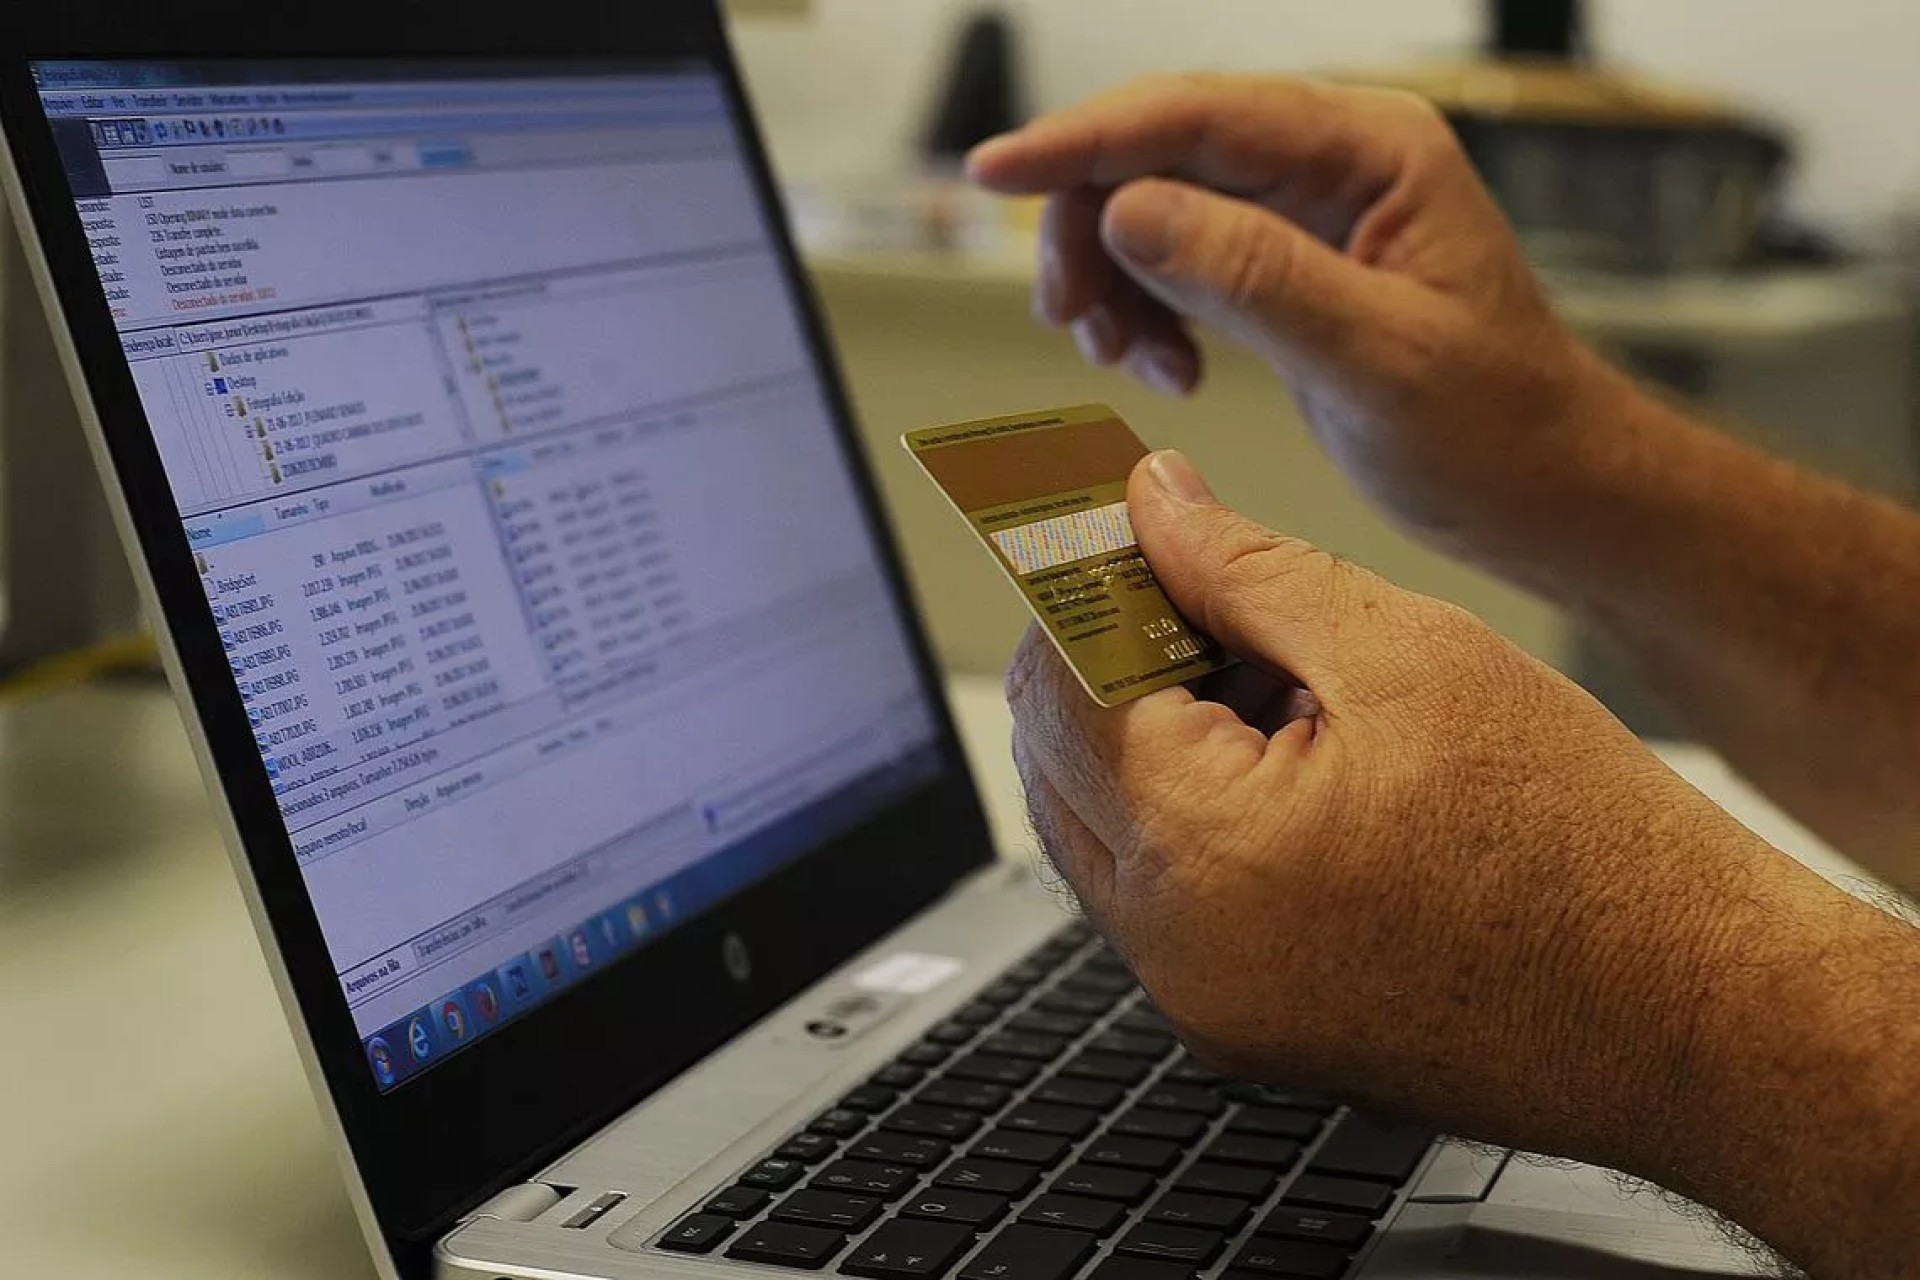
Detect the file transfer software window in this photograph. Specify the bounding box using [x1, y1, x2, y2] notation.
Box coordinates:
[32, 63, 940, 1076]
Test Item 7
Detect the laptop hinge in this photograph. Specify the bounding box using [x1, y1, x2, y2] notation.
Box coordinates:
[463, 1182, 563, 1225]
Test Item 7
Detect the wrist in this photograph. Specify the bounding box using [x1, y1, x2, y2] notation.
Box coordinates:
[1391, 335, 1653, 596]
[1464, 345, 1659, 587]
[1625, 853, 1920, 1278]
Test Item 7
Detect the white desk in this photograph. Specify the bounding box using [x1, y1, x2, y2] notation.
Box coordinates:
[0, 676, 1871, 1278]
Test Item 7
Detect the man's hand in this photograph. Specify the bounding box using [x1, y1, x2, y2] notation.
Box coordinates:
[976, 71, 1920, 902]
[1011, 452, 1920, 1280]
[1010, 449, 1779, 1138]
[968, 74, 1612, 556]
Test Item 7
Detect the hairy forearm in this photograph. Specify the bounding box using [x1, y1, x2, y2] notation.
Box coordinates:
[1642, 863, 1920, 1280]
[1467, 352, 1920, 895]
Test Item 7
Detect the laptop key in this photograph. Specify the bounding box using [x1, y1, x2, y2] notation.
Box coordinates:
[978, 981, 1028, 1006]
[955, 1001, 1002, 1025]
[1136, 1083, 1224, 1117]
[1020, 1193, 1127, 1236]
[1203, 1135, 1302, 1170]
[1110, 1109, 1206, 1142]
[842, 1086, 900, 1113]
[947, 1054, 1042, 1088]
[705, 1185, 774, 1218]
[1029, 1077, 1124, 1110]
[840, 1219, 976, 1280]
[1088, 1258, 1199, 1280]
[743, 1158, 809, 1190]
[1307, 1116, 1434, 1186]
[780, 1133, 843, 1163]
[1040, 927, 1088, 955]
[1146, 1192, 1251, 1233]
[1061, 969, 1137, 997]
[1256, 1207, 1375, 1249]
[873, 1064, 928, 1090]
[813, 1109, 872, 1138]
[999, 1103, 1101, 1138]
[1051, 1163, 1153, 1204]
[774, 1190, 885, 1232]
[902, 1043, 954, 1068]
[659, 1213, 735, 1254]
[971, 1130, 1070, 1166]
[1005, 961, 1055, 986]
[727, 1221, 846, 1269]
[882, 1106, 982, 1140]
[1174, 1162, 1277, 1201]
[958, 1224, 1096, 1280]
[812, 1161, 921, 1200]
[1162, 1056, 1224, 1085]
[1227, 1107, 1324, 1142]
[1007, 1010, 1094, 1038]
[917, 1080, 1013, 1112]
[977, 1031, 1069, 1062]
[934, 1157, 1040, 1197]
[1281, 1176, 1395, 1218]
[1058, 1053, 1151, 1086]
[1229, 1240, 1352, 1280]
[1082, 1135, 1180, 1173]
[849, 1132, 951, 1169]
[1116, 1222, 1226, 1265]
[1220, 1083, 1339, 1114]
[1112, 1007, 1175, 1036]
[1085, 1030, 1173, 1060]
[1034, 990, 1116, 1018]
[898, 1187, 1013, 1228]
[928, 1021, 979, 1047]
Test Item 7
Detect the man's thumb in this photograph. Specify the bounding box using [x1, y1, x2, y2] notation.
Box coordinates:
[1102, 178, 1391, 367]
[1128, 450, 1377, 695]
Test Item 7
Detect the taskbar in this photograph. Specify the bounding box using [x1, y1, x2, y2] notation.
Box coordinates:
[360, 741, 942, 1091]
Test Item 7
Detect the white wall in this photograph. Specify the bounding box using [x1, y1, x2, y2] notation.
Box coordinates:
[733, 0, 1920, 243]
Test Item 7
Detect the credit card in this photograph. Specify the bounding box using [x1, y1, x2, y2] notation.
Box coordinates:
[903, 404, 1232, 706]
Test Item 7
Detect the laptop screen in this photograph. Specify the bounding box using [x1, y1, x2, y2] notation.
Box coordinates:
[27, 60, 943, 1091]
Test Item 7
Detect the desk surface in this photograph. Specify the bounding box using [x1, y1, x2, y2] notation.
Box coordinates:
[0, 677, 1868, 1279]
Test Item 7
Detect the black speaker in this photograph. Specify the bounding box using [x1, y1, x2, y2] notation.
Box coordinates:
[922, 11, 1024, 160]
[1491, 0, 1587, 59]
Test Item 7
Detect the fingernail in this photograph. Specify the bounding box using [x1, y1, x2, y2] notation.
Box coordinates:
[1147, 449, 1216, 504]
[1131, 344, 1192, 397]
[964, 134, 1016, 178]
[1104, 183, 1188, 268]
[1073, 308, 1120, 365]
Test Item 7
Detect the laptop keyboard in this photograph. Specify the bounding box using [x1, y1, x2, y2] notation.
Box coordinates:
[649, 924, 1434, 1280]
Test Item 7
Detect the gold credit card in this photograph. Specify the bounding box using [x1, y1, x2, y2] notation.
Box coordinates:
[903, 404, 1233, 706]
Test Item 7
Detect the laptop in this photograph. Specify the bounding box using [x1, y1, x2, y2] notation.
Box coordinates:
[0, 5, 1770, 1279]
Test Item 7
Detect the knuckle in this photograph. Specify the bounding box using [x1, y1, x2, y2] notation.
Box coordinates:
[1211, 215, 1291, 315]
[1373, 87, 1454, 143]
[1129, 71, 1215, 123]
[1212, 532, 1339, 609]
[1395, 88, 1451, 131]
